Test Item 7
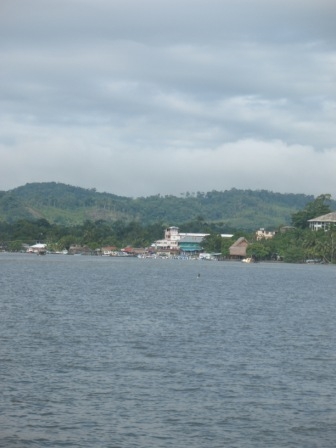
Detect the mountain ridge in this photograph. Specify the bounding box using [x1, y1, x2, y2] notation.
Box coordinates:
[0, 182, 332, 230]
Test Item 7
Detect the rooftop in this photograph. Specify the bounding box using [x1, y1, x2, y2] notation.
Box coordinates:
[308, 212, 336, 223]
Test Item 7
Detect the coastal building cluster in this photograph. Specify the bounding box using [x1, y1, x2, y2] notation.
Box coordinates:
[152, 226, 233, 253]
[25, 212, 336, 258]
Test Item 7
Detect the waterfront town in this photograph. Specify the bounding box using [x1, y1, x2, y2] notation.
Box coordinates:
[24, 211, 336, 262]
[25, 225, 276, 259]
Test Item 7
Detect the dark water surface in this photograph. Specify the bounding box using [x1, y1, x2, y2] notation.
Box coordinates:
[1, 253, 336, 447]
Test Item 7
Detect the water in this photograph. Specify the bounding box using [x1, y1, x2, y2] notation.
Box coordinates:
[1, 253, 336, 447]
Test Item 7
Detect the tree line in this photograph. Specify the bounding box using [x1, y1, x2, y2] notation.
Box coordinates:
[0, 217, 236, 252]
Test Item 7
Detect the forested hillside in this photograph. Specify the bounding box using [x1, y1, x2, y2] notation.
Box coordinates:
[0, 182, 333, 230]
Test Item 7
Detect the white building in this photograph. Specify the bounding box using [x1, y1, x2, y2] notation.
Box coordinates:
[255, 228, 276, 240]
[27, 243, 47, 254]
[152, 226, 233, 251]
[153, 226, 180, 250]
[308, 212, 336, 231]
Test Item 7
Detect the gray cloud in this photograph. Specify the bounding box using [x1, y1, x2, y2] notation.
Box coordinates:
[1, 0, 335, 198]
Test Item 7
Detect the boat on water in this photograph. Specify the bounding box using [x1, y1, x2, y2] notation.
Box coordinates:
[242, 257, 254, 263]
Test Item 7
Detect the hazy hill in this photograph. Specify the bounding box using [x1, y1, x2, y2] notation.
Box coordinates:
[0, 182, 330, 230]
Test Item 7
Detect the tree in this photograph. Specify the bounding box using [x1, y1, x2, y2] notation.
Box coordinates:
[202, 233, 223, 253]
[246, 242, 271, 260]
[8, 240, 24, 252]
[291, 194, 331, 229]
[58, 235, 78, 250]
[282, 245, 305, 263]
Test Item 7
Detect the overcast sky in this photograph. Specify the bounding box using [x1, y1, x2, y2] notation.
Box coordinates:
[1, 0, 335, 198]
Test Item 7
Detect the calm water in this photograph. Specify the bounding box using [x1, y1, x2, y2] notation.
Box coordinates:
[1, 253, 336, 448]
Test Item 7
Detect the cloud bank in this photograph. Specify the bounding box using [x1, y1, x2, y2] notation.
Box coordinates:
[1, 0, 335, 197]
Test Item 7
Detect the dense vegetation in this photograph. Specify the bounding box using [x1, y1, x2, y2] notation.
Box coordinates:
[0, 219, 161, 252]
[0, 182, 326, 230]
[202, 227, 336, 263]
[0, 217, 236, 252]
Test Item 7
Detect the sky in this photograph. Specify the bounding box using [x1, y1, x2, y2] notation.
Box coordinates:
[1, 0, 336, 198]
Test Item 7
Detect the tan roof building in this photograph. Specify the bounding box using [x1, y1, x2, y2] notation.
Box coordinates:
[229, 237, 249, 259]
[308, 212, 336, 231]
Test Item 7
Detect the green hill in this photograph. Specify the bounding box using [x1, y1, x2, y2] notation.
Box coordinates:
[0, 182, 331, 230]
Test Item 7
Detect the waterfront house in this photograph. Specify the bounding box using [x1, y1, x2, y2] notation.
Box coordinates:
[121, 246, 147, 256]
[229, 237, 249, 259]
[27, 243, 47, 254]
[101, 246, 118, 255]
[178, 235, 204, 254]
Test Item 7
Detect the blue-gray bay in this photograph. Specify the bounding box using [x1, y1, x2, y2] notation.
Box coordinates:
[1, 253, 336, 448]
